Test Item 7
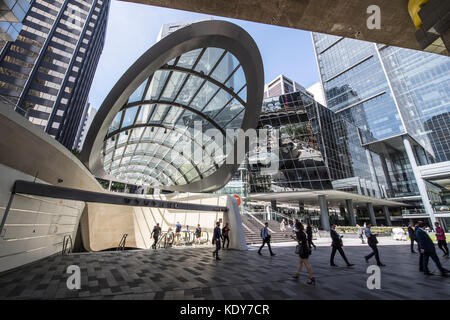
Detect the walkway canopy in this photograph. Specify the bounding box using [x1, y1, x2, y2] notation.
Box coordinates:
[82, 20, 264, 193]
[248, 190, 408, 207]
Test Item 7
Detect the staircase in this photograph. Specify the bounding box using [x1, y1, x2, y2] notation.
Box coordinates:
[241, 214, 295, 245]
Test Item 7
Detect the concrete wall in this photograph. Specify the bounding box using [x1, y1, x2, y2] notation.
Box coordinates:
[81, 193, 236, 251]
[0, 164, 84, 273]
[0, 105, 248, 273]
[0, 104, 100, 273]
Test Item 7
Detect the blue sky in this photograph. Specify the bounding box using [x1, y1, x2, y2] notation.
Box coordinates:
[88, 0, 320, 110]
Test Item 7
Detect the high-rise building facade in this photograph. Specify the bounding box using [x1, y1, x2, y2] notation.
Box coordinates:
[73, 100, 95, 150]
[0, 0, 110, 149]
[263, 74, 309, 99]
[248, 90, 387, 197]
[312, 32, 450, 222]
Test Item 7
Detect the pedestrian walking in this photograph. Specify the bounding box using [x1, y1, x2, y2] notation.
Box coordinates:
[222, 222, 231, 249]
[292, 222, 315, 285]
[435, 222, 449, 258]
[195, 224, 202, 245]
[212, 221, 222, 261]
[330, 224, 354, 267]
[364, 223, 386, 266]
[306, 222, 317, 250]
[416, 221, 449, 276]
[151, 223, 161, 250]
[280, 218, 287, 237]
[408, 222, 418, 253]
[357, 224, 365, 244]
[258, 222, 275, 256]
[174, 221, 182, 245]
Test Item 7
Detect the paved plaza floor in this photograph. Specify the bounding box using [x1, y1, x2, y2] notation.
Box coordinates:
[0, 238, 449, 300]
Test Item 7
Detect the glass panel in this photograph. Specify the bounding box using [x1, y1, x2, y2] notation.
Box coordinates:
[141, 127, 156, 142]
[190, 81, 219, 111]
[203, 89, 232, 116]
[194, 47, 225, 75]
[149, 105, 168, 123]
[108, 111, 122, 133]
[162, 107, 183, 126]
[210, 52, 239, 83]
[103, 152, 113, 163]
[130, 127, 144, 142]
[225, 109, 244, 129]
[176, 49, 202, 69]
[225, 66, 246, 95]
[145, 70, 170, 100]
[185, 168, 199, 182]
[180, 163, 195, 175]
[214, 99, 244, 126]
[114, 146, 125, 158]
[136, 105, 153, 124]
[175, 75, 203, 105]
[125, 144, 136, 155]
[128, 78, 148, 103]
[118, 131, 128, 145]
[176, 110, 203, 132]
[105, 138, 115, 151]
[122, 106, 139, 128]
[237, 85, 247, 102]
[160, 71, 187, 101]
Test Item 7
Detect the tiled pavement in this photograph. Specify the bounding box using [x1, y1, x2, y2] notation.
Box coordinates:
[0, 240, 449, 300]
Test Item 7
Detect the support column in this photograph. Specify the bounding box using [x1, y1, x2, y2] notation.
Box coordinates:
[318, 195, 330, 231]
[403, 136, 436, 227]
[382, 206, 392, 226]
[345, 199, 356, 226]
[367, 202, 377, 226]
[270, 200, 277, 221]
[108, 180, 112, 191]
[298, 201, 304, 213]
[271, 200, 277, 211]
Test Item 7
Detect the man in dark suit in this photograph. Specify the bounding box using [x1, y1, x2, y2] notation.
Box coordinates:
[330, 224, 354, 267]
[408, 223, 418, 253]
[415, 221, 449, 276]
[212, 221, 222, 261]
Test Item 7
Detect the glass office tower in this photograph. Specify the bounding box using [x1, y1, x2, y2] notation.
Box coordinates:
[0, 0, 110, 150]
[217, 89, 388, 206]
[312, 33, 450, 213]
[248, 90, 387, 197]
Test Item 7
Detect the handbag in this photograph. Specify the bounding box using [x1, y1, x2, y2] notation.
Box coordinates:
[295, 244, 311, 256]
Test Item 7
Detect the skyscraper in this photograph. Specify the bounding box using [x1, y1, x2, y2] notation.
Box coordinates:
[0, 0, 110, 149]
[73, 100, 95, 150]
[312, 32, 450, 224]
[263, 74, 309, 99]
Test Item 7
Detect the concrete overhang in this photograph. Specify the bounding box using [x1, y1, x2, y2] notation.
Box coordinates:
[248, 189, 409, 207]
[418, 161, 450, 180]
[120, 0, 449, 56]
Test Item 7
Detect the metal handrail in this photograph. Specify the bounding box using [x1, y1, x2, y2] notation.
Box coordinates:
[62, 235, 73, 255]
[117, 234, 128, 251]
[155, 231, 174, 249]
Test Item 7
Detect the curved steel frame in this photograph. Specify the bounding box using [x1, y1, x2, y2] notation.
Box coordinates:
[82, 20, 264, 192]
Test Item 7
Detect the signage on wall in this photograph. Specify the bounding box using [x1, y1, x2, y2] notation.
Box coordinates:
[233, 194, 241, 206]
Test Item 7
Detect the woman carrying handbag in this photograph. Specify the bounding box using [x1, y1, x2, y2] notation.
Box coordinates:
[292, 221, 315, 285]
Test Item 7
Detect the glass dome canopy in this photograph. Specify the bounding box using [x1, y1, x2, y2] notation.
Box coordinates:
[82, 20, 264, 192]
